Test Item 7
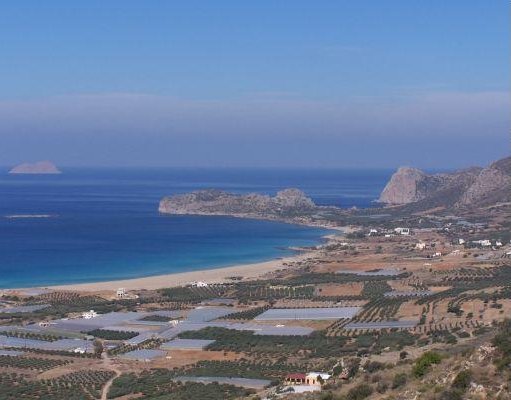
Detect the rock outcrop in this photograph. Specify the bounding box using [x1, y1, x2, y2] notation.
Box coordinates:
[9, 161, 61, 174]
[379, 156, 510, 209]
[378, 167, 434, 204]
[159, 188, 316, 220]
[458, 157, 511, 207]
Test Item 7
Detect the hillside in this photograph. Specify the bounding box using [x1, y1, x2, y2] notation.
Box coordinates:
[379, 156, 511, 210]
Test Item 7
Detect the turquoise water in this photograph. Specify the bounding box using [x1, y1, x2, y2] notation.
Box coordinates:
[0, 168, 390, 288]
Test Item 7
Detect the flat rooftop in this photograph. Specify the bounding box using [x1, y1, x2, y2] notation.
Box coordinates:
[161, 338, 215, 350]
[254, 307, 361, 321]
[120, 349, 166, 361]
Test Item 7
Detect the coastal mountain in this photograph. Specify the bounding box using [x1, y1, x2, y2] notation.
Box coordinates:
[379, 156, 511, 209]
[159, 188, 317, 220]
[9, 161, 61, 174]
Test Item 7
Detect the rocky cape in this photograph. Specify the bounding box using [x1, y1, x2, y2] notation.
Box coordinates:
[158, 189, 337, 227]
[9, 161, 61, 174]
[379, 156, 511, 209]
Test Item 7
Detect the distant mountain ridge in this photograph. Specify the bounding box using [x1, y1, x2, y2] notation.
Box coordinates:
[379, 156, 511, 209]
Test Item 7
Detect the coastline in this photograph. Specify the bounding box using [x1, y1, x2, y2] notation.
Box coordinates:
[17, 227, 349, 293]
[45, 251, 313, 292]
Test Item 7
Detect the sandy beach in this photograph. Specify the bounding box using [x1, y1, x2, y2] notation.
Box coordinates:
[44, 252, 312, 292]
[9, 228, 347, 293]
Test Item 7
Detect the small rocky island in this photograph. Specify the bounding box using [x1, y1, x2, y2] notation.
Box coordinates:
[9, 161, 62, 174]
[159, 188, 323, 224]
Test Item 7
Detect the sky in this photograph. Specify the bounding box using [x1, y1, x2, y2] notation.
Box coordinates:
[0, 1, 509, 169]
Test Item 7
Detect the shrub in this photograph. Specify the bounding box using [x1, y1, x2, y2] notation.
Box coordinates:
[376, 380, 388, 393]
[412, 351, 442, 378]
[451, 369, 471, 391]
[392, 373, 407, 389]
[346, 383, 373, 400]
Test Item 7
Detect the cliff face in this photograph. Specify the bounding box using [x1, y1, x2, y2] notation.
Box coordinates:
[379, 156, 510, 209]
[159, 188, 316, 219]
[9, 161, 61, 174]
[379, 167, 436, 204]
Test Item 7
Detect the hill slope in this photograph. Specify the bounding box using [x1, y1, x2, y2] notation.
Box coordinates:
[379, 156, 510, 210]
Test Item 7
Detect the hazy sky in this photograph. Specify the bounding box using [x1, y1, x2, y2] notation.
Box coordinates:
[0, 1, 509, 168]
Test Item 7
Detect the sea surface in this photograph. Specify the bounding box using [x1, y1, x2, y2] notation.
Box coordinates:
[0, 168, 392, 288]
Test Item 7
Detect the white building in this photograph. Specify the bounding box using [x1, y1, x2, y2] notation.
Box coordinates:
[73, 347, 86, 354]
[415, 242, 426, 250]
[82, 310, 98, 319]
[394, 227, 410, 236]
[305, 372, 331, 386]
[191, 281, 208, 288]
[116, 288, 126, 298]
[472, 240, 491, 247]
[458, 238, 466, 245]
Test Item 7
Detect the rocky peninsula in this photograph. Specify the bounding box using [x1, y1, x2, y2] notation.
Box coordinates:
[158, 188, 340, 227]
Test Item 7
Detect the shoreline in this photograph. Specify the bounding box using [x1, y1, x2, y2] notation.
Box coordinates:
[44, 251, 313, 292]
[11, 228, 349, 293]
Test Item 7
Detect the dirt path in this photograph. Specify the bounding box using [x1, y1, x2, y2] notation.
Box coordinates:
[100, 351, 121, 400]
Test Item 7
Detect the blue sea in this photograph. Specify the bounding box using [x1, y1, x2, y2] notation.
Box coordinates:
[0, 168, 391, 288]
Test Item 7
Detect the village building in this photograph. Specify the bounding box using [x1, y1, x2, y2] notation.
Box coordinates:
[82, 310, 98, 319]
[191, 281, 208, 287]
[116, 288, 127, 298]
[394, 227, 410, 235]
[415, 242, 426, 250]
[305, 372, 331, 386]
[285, 373, 306, 385]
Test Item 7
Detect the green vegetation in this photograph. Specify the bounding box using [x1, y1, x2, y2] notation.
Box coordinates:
[108, 369, 254, 399]
[157, 286, 227, 302]
[0, 370, 114, 400]
[0, 330, 62, 342]
[352, 331, 416, 353]
[492, 319, 511, 373]
[346, 383, 373, 400]
[412, 351, 442, 377]
[184, 360, 284, 381]
[219, 305, 270, 320]
[87, 329, 139, 341]
[179, 327, 347, 357]
[392, 372, 407, 388]
[139, 314, 173, 322]
[0, 355, 70, 371]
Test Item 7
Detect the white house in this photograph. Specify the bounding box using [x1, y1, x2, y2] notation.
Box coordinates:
[191, 281, 208, 288]
[82, 310, 98, 319]
[458, 238, 466, 245]
[394, 227, 410, 236]
[415, 242, 426, 250]
[472, 240, 491, 247]
[495, 241, 503, 247]
[116, 288, 126, 298]
[73, 347, 86, 354]
[305, 372, 331, 386]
